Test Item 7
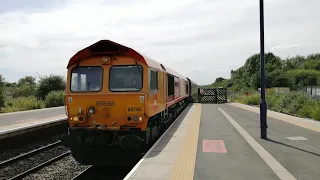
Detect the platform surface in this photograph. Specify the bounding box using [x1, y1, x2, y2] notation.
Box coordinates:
[0, 106, 66, 135]
[124, 103, 320, 180]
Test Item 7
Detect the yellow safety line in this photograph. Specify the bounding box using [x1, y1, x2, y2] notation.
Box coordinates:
[169, 103, 202, 180]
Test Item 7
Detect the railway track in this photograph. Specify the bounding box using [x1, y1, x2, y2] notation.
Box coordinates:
[0, 120, 68, 163]
[0, 141, 69, 180]
[1, 139, 136, 180]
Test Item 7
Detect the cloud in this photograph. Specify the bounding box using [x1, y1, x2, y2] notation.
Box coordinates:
[0, 0, 320, 85]
[271, 44, 301, 50]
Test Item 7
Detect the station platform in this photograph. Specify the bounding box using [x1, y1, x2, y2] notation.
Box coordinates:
[124, 103, 320, 180]
[0, 106, 66, 137]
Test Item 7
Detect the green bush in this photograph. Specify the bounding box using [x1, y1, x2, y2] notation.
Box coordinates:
[0, 89, 4, 108]
[0, 74, 5, 108]
[298, 98, 320, 120]
[276, 92, 308, 115]
[37, 75, 66, 100]
[266, 93, 284, 112]
[243, 93, 260, 105]
[12, 84, 37, 98]
[309, 105, 320, 120]
[45, 90, 65, 108]
[3, 96, 45, 112]
[232, 93, 261, 106]
[231, 95, 245, 104]
[286, 69, 320, 90]
[234, 91, 320, 121]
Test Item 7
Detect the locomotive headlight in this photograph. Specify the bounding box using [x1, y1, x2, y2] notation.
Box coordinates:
[133, 116, 139, 122]
[88, 106, 95, 114]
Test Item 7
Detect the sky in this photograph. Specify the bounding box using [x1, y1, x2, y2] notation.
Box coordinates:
[0, 0, 319, 85]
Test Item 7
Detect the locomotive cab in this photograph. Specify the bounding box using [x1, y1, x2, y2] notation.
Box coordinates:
[66, 63, 146, 129]
[62, 54, 151, 165]
[64, 56, 150, 143]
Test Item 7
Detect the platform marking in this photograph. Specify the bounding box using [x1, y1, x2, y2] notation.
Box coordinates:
[203, 140, 227, 153]
[169, 104, 202, 180]
[123, 104, 197, 180]
[286, 136, 308, 141]
[218, 107, 297, 180]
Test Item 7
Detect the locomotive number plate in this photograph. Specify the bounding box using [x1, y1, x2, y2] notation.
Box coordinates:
[96, 101, 115, 106]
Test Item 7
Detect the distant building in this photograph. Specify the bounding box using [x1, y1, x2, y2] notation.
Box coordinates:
[306, 86, 320, 97]
[258, 87, 290, 93]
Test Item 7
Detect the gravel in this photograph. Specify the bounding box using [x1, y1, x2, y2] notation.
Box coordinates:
[22, 155, 89, 180]
[0, 133, 66, 162]
[0, 145, 68, 180]
[20, 154, 135, 180]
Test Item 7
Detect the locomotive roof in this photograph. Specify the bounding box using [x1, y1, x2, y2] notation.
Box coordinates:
[67, 39, 188, 81]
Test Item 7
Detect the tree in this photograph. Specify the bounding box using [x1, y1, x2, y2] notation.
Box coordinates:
[283, 55, 306, 70]
[306, 53, 320, 61]
[206, 52, 319, 91]
[215, 77, 226, 83]
[286, 69, 320, 90]
[304, 59, 320, 70]
[241, 52, 283, 88]
[248, 72, 260, 89]
[266, 69, 291, 88]
[5, 82, 17, 88]
[18, 76, 36, 87]
[265, 53, 282, 72]
[0, 74, 5, 108]
[37, 75, 66, 100]
[13, 76, 37, 98]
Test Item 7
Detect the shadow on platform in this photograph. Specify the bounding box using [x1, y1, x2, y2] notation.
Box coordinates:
[266, 138, 320, 157]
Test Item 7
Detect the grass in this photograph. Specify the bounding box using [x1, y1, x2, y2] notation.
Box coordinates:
[1, 96, 45, 113]
[232, 91, 320, 121]
[0, 91, 65, 113]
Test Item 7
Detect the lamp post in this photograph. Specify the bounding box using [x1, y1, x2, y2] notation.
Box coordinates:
[259, 0, 268, 139]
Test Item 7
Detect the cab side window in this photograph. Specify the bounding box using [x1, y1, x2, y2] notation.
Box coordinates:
[149, 69, 158, 94]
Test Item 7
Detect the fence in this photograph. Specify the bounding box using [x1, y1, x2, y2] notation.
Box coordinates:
[198, 88, 228, 104]
[306, 86, 320, 97]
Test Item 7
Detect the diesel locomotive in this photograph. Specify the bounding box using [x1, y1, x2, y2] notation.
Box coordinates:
[61, 39, 200, 166]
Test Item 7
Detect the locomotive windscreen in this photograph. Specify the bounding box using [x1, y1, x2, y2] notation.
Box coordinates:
[109, 65, 143, 92]
[70, 66, 103, 92]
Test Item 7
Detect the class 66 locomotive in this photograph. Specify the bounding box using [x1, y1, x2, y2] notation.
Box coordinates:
[61, 40, 200, 166]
